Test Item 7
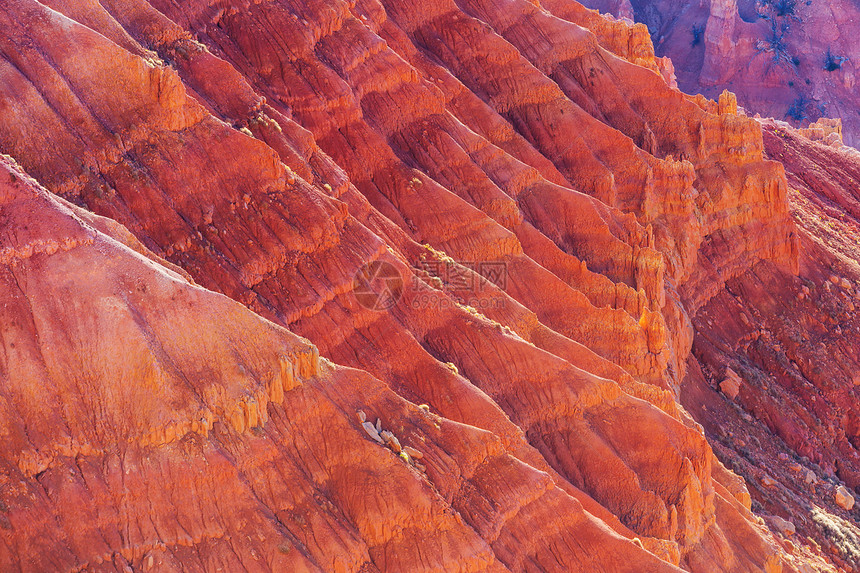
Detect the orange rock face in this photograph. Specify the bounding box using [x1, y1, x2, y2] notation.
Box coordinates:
[0, 0, 854, 571]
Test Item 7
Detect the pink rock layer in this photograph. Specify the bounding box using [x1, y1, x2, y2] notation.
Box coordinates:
[580, 0, 860, 146]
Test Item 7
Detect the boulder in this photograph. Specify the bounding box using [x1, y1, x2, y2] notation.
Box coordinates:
[765, 515, 796, 537]
[835, 486, 855, 510]
[720, 368, 743, 400]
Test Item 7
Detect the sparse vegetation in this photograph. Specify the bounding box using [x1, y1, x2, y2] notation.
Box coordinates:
[760, 0, 798, 18]
[824, 48, 847, 71]
[811, 507, 860, 566]
[691, 24, 705, 47]
[754, 0, 802, 68]
[756, 19, 795, 67]
[786, 95, 811, 121]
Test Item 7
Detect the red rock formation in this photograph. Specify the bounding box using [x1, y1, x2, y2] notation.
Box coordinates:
[579, 0, 860, 146]
[0, 0, 850, 571]
[679, 119, 860, 571]
[3, 154, 692, 572]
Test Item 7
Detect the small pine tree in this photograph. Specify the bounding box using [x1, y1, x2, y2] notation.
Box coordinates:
[824, 49, 846, 71]
[691, 24, 705, 47]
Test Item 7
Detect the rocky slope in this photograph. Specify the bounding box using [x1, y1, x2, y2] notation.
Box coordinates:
[578, 0, 860, 146]
[2, 154, 689, 572]
[681, 117, 860, 571]
[0, 0, 856, 571]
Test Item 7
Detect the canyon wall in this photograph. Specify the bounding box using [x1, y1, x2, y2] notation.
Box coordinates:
[0, 0, 856, 571]
[579, 0, 860, 146]
[680, 117, 860, 571]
